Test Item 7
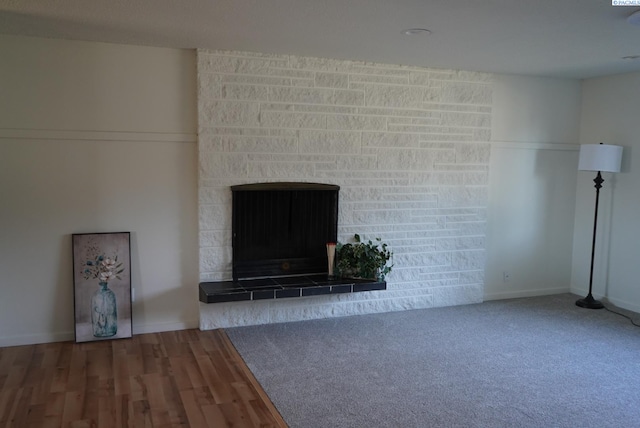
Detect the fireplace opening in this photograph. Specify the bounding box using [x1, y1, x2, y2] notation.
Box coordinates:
[231, 182, 339, 281]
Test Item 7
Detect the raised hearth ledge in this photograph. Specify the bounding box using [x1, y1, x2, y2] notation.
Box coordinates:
[198, 284, 483, 330]
[199, 275, 385, 304]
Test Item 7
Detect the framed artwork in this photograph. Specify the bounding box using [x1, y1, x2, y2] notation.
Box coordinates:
[72, 232, 132, 343]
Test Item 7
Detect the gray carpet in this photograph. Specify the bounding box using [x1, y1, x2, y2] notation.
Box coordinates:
[226, 294, 640, 427]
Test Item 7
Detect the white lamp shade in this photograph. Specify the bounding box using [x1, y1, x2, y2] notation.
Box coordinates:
[578, 144, 623, 173]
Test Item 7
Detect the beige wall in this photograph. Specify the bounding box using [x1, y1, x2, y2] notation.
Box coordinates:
[485, 75, 582, 300]
[0, 34, 587, 345]
[0, 36, 199, 346]
[572, 72, 640, 312]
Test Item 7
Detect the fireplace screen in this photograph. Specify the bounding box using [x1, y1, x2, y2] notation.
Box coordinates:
[231, 182, 339, 280]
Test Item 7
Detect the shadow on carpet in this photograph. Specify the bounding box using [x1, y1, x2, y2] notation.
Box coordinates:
[226, 294, 640, 428]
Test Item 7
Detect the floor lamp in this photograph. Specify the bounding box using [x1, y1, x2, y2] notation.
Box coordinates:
[576, 143, 623, 309]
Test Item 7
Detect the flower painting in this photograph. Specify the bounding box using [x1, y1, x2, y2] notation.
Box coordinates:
[72, 232, 132, 343]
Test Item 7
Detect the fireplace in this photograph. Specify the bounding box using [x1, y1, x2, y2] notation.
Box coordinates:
[231, 182, 339, 280]
[199, 182, 386, 304]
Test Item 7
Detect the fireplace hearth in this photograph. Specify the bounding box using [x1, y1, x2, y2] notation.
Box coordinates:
[199, 182, 386, 304]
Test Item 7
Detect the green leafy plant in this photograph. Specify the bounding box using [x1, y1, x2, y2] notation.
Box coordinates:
[336, 234, 393, 281]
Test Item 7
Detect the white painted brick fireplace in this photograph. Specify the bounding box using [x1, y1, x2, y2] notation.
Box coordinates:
[197, 49, 492, 329]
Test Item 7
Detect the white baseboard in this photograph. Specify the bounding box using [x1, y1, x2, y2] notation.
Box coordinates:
[0, 331, 74, 348]
[570, 286, 640, 315]
[0, 319, 200, 348]
[600, 296, 640, 315]
[132, 319, 199, 335]
[484, 287, 570, 301]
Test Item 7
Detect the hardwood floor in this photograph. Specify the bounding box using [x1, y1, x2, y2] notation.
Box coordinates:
[0, 329, 288, 427]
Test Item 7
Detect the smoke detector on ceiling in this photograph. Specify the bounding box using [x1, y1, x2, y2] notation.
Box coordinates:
[401, 28, 431, 36]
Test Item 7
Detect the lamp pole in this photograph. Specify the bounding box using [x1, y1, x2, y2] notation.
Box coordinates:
[576, 171, 604, 309]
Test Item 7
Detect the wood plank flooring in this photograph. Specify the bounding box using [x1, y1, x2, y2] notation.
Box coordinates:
[0, 329, 288, 427]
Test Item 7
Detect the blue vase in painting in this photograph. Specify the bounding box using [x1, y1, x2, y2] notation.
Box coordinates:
[91, 282, 118, 337]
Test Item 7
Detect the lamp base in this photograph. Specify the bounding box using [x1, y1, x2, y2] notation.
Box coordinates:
[575, 294, 604, 309]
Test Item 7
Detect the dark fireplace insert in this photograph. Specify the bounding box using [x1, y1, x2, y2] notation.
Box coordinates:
[232, 182, 339, 280]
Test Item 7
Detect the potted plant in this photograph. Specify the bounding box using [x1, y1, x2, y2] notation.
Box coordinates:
[335, 234, 393, 281]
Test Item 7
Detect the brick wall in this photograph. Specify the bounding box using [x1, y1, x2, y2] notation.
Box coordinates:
[197, 50, 492, 328]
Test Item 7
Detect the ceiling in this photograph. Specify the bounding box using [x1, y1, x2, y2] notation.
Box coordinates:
[1, 0, 640, 79]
